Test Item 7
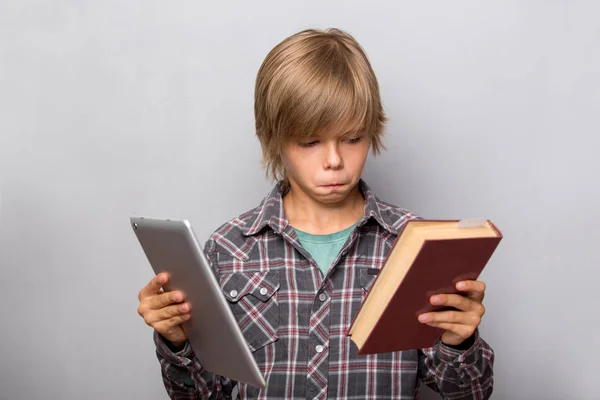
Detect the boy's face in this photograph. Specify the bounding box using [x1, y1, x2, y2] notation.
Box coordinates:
[282, 122, 370, 204]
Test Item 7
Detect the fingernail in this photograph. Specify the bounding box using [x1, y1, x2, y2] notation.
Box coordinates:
[457, 281, 466, 290]
[172, 293, 181, 302]
[419, 314, 429, 322]
[180, 303, 188, 312]
[431, 295, 441, 304]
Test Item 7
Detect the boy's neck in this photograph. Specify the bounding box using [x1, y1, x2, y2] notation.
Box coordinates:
[282, 182, 365, 235]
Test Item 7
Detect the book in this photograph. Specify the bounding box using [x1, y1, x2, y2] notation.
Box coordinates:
[347, 218, 503, 355]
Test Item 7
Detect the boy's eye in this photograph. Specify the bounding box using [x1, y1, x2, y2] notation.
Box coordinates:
[299, 140, 319, 148]
[345, 136, 363, 144]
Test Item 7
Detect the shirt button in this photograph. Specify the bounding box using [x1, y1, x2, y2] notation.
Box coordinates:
[315, 344, 324, 353]
[259, 287, 268, 296]
[318, 293, 327, 302]
[229, 290, 238, 298]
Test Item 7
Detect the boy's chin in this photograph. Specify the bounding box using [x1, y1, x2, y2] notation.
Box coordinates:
[314, 193, 348, 203]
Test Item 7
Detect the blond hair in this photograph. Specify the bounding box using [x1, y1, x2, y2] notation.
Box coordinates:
[254, 28, 387, 181]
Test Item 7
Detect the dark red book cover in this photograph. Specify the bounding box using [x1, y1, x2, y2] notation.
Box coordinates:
[351, 231, 502, 355]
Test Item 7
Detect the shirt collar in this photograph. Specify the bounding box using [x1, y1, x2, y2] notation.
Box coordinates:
[240, 179, 397, 236]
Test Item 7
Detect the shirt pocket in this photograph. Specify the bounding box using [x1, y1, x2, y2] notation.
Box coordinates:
[359, 267, 380, 298]
[219, 269, 280, 352]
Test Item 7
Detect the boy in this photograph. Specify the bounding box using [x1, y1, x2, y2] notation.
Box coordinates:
[137, 28, 494, 399]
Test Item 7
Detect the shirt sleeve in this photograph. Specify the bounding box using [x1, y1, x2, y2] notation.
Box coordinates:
[417, 329, 495, 399]
[154, 331, 237, 400]
[152, 236, 237, 400]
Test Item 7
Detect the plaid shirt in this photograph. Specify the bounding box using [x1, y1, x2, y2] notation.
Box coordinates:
[153, 180, 494, 399]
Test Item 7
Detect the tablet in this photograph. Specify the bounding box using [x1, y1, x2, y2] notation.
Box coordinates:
[130, 216, 267, 389]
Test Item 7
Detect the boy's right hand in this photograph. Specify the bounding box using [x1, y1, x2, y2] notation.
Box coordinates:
[137, 273, 191, 350]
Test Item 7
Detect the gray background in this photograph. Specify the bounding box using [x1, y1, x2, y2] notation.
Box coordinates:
[1, 1, 598, 399]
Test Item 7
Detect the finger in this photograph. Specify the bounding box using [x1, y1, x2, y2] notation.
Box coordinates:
[144, 302, 191, 325]
[161, 302, 191, 320]
[138, 273, 169, 300]
[418, 310, 476, 325]
[421, 321, 475, 338]
[430, 293, 475, 312]
[456, 280, 486, 301]
[154, 313, 191, 332]
[148, 290, 185, 310]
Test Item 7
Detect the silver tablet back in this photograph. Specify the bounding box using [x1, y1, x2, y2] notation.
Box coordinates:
[130, 216, 266, 389]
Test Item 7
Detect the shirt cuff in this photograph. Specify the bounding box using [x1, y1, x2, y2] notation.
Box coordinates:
[436, 328, 482, 368]
[154, 330, 196, 367]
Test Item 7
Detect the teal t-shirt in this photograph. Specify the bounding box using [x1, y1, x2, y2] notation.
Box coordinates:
[294, 223, 357, 276]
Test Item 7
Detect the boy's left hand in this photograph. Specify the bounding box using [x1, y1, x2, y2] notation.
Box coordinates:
[417, 280, 486, 347]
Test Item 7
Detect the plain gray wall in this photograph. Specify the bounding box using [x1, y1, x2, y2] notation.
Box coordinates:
[1, 1, 598, 399]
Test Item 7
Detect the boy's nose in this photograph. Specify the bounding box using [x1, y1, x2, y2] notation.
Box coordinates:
[324, 142, 343, 170]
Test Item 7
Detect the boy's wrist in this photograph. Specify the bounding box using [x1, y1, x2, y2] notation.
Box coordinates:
[444, 333, 475, 351]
